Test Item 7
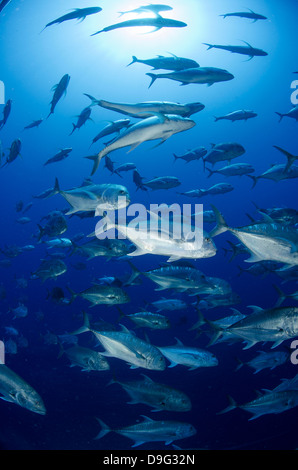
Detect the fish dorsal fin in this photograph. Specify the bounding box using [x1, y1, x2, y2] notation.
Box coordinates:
[119, 324, 132, 335]
[247, 305, 264, 314]
[140, 415, 154, 423]
[141, 374, 154, 383]
[242, 40, 253, 49]
[230, 308, 242, 316]
[258, 211, 274, 223]
[174, 337, 184, 347]
[255, 390, 264, 398]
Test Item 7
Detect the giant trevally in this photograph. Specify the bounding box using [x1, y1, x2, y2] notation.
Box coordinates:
[214, 110, 257, 122]
[173, 147, 207, 163]
[91, 15, 187, 36]
[0, 99, 12, 130]
[220, 9, 267, 22]
[147, 67, 234, 88]
[23, 119, 43, 131]
[236, 350, 289, 374]
[203, 142, 246, 166]
[68, 284, 130, 307]
[203, 42, 268, 60]
[247, 164, 298, 187]
[74, 313, 166, 370]
[2, 138, 21, 167]
[210, 205, 298, 266]
[42, 7, 102, 31]
[124, 311, 171, 330]
[131, 261, 211, 292]
[95, 210, 216, 263]
[0, 0, 12, 14]
[52, 178, 130, 214]
[158, 338, 218, 370]
[179, 183, 234, 198]
[44, 148, 72, 166]
[0, 364, 46, 415]
[209, 305, 298, 349]
[95, 415, 196, 447]
[219, 390, 298, 420]
[133, 169, 148, 192]
[47, 74, 70, 118]
[59, 345, 110, 372]
[108, 374, 191, 412]
[72, 237, 134, 260]
[118, 4, 173, 17]
[84, 95, 205, 118]
[206, 163, 255, 178]
[69, 107, 92, 135]
[143, 176, 181, 190]
[87, 114, 196, 175]
[37, 210, 68, 239]
[128, 54, 200, 71]
[31, 259, 67, 282]
[90, 119, 131, 147]
[276, 105, 298, 122]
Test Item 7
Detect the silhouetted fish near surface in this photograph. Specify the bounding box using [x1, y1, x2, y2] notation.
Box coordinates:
[44, 148, 72, 166]
[118, 4, 173, 17]
[203, 42, 268, 60]
[41, 7, 102, 31]
[214, 110, 257, 122]
[47, 74, 70, 118]
[220, 9, 267, 22]
[91, 16, 187, 36]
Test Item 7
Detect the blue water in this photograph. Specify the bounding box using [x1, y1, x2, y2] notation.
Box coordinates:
[0, 0, 298, 450]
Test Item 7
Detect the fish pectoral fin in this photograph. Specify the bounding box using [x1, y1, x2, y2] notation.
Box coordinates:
[127, 142, 142, 153]
[132, 441, 146, 448]
[128, 247, 148, 257]
[167, 256, 182, 263]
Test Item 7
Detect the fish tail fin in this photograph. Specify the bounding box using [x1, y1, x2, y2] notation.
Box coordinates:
[70, 311, 90, 335]
[273, 145, 296, 173]
[69, 124, 76, 136]
[273, 284, 286, 307]
[235, 357, 244, 371]
[127, 56, 138, 67]
[123, 261, 141, 286]
[206, 167, 215, 178]
[66, 286, 78, 305]
[83, 94, 100, 106]
[237, 265, 245, 277]
[275, 112, 285, 123]
[46, 110, 53, 119]
[85, 152, 105, 176]
[246, 174, 258, 189]
[52, 177, 61, 196]
[37, 224, 45, 242]
[189, 308, 206, 331]
[217, 396, 238, 415]
[209, 205, 229, 238]
[203, 43, 213, 50]
[173, 153, 179, 163]
[146, 73, 158, 89]
[206, 319, 224, 347]
[94, 418, 111, 440]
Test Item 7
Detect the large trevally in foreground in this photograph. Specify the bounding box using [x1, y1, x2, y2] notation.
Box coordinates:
[87, 114, 196, 175]
[95, 415, 196, 447]
[147, 67, 234, 88]
[51, 178, 130, 214]
[0, 364, 46, 415]
[158, 338, 219, 370]
[210, 205, 298, 266]
[95, 211, 216, 262]
[73, 313, 166, 370]
[84, 95, 204, 118]
[219, 390, 298, 420]
[91, 15, 187, 36]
